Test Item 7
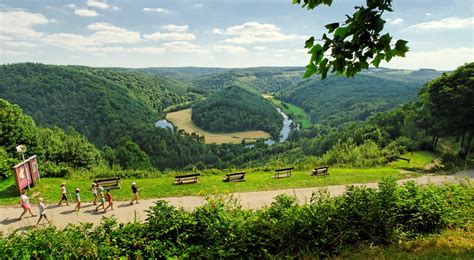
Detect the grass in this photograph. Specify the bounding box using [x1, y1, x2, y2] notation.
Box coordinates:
[0, 167, 418, 206]
[166, 108, 271, 144]
[270, 98, 312, 129]
[335, 226, 474, 259]
[389, 151, 438, 171]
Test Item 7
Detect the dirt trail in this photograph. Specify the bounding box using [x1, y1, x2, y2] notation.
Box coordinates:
[0, 174, 470, 234]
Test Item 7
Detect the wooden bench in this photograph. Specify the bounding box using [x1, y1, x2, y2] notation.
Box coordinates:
[94, 177, 121, 189]
[274, 167, 294, 179]
[387, 156, 410, 163]
[223, 172, 246, 182]
[175, 173, 200, 185]
[311, 166, 329, 176]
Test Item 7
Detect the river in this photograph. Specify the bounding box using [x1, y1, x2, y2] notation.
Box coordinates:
[156, 107, 296, 145]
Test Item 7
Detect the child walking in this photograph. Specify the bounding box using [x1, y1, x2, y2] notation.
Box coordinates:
[36, 198, 51, 226]
[95, 186, 105, 211]
[74, 188, 81, 211]
[104, 189, 114, 212]
[18, 190, 36, 220]
[91, 183, 98, 205]
[58, 182, 69, 206]
[130, 182, 140, 205]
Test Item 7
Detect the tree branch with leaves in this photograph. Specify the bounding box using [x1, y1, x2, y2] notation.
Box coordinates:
[293, 0, 409, 79]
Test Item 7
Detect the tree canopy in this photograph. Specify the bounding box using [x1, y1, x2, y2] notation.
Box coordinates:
[293, 0, 409, 79]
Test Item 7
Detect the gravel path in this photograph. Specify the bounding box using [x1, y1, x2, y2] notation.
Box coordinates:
[1, 174, 470, 234]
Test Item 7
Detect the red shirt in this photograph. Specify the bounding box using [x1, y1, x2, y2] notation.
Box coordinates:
[106, 193, 112, 202]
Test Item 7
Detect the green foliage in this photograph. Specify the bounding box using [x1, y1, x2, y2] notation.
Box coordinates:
[420, 62, 474, 157]
[114, 138, 152, 170]
[192, 86, 283, 138]
[294, 0, 409, 79]
[0, 147, 16, 179]
[1, 179, 471, 258]
[317, 139, 385, 167]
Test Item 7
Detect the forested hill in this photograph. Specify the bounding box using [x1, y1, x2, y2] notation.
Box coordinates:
[192, 86, 283, 138]
[278, 72, 441, 126]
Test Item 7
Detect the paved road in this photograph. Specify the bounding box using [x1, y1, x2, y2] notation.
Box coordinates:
[1, 174, 470, 234]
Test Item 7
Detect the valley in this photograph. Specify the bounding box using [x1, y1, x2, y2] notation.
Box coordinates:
[166, 108, 271, 144]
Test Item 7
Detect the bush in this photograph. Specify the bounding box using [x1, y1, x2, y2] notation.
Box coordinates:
[1, 178, 472, 258]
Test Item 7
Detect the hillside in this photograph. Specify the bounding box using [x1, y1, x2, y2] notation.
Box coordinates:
[278, 71, 441, 126]
[192, 86, 283, 138]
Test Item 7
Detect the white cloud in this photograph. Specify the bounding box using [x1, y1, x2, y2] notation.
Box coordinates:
[162, 24, 189, 32]
[253, 46, 267, 50]
[213, 22, 307, 44]
[87, 22, 141, 44]
[383, 47, 474, 70]
[0, 49, 27, 56]
[408, 17, 474, 30]
[144, 32, 195, 41]
[86, 0, 109, 9]
[44, 23, 141, 48]
[74, 9, 99, 17]
[128, 47, 165, 54]
[86, 0, 119, 11]
[65, 4, 77, 9]
[275, 49, 289, 53]
[0, 11, 49, 38]
[143, 8, 169, 13]
[425, 13, 432, 16]
[215, 45, 247, 54]
[387, 18, 404, 25]
[161, 41, 208, 53]
[193, 3, 203, 8]
[3, 42, 37, 48]
[0, 35, 12, 41]
[44, 33, 98, 47]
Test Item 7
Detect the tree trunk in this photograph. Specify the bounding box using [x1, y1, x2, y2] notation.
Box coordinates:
[459, 129, 466, 151]
[460, 131, 473, 159]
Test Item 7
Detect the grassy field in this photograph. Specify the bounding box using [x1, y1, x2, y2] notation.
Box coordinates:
[166, 108, 271, 144]
[0, 167, 418, 206]
[335, 226, 474, 259]
[269, 98, 312, 128]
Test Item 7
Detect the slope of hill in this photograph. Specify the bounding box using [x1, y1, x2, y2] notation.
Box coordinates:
[192, 86, 283, 138]
[278, 70, 441, 126]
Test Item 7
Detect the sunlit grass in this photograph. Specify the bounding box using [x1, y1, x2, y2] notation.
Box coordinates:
[0, 167, 417, 205]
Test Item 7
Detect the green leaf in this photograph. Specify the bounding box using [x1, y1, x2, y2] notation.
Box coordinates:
[304, 36, 315, 49]
[325, 22, 339, 33]
[334, 27, 349, 38]
[319, 58, 329, 79]
[304, 63, 318, 78]
[394, 39, 409, 57]
[372, 53, 385, 67]
[309, 44, 323, 63]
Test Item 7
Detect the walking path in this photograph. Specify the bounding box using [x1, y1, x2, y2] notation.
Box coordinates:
[1, 173, 471, 234]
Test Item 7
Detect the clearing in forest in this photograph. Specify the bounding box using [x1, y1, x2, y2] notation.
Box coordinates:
[166, 108, 271, 144]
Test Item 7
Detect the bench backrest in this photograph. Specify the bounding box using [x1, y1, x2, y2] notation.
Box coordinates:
[226, 172, 246, 176]
[315, 166, 328, 170]
[94, 177, 120, 184]
[275, 167, 294, 172]
[175, 173, 200, 179]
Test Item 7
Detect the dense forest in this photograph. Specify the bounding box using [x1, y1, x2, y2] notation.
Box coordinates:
[1, 62, 471, 174]
[192, 86, 283, 137]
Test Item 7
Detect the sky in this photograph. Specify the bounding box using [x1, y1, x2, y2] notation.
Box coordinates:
[0, 0, 473, 69]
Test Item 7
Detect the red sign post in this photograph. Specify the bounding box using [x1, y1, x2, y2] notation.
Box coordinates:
[12, 155, 40, 193]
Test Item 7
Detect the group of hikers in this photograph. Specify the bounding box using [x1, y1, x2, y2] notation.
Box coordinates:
[18, 182, 140, 226]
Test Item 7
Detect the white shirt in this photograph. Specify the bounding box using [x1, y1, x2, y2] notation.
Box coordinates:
[61, 186, 66, 194]
[20, 194, 29, 205]
[39, 202, 46, 215]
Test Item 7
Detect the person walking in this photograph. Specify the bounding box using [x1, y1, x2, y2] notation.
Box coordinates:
[91, 183, 98, 205]
[95, 186, 105, 211]
[18, 190, 36, 220]
[36, 198, 51, 226]
[58, 183, 69, 206]
[74, 188, 81, 211]
[130, 182, 140, 205]
[104, 189, 114, 212]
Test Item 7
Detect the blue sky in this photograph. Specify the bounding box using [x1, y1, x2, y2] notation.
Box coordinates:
[1, 0, 473, 69]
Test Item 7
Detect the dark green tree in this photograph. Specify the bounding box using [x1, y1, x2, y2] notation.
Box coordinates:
[293, 0, 409, 79]
[420, 63, 474, 157]
[115, 138, 152, 170]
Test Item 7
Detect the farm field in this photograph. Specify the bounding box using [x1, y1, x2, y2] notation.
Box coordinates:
[0, 167, 418, 206]
[166, 108, 271, 144]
